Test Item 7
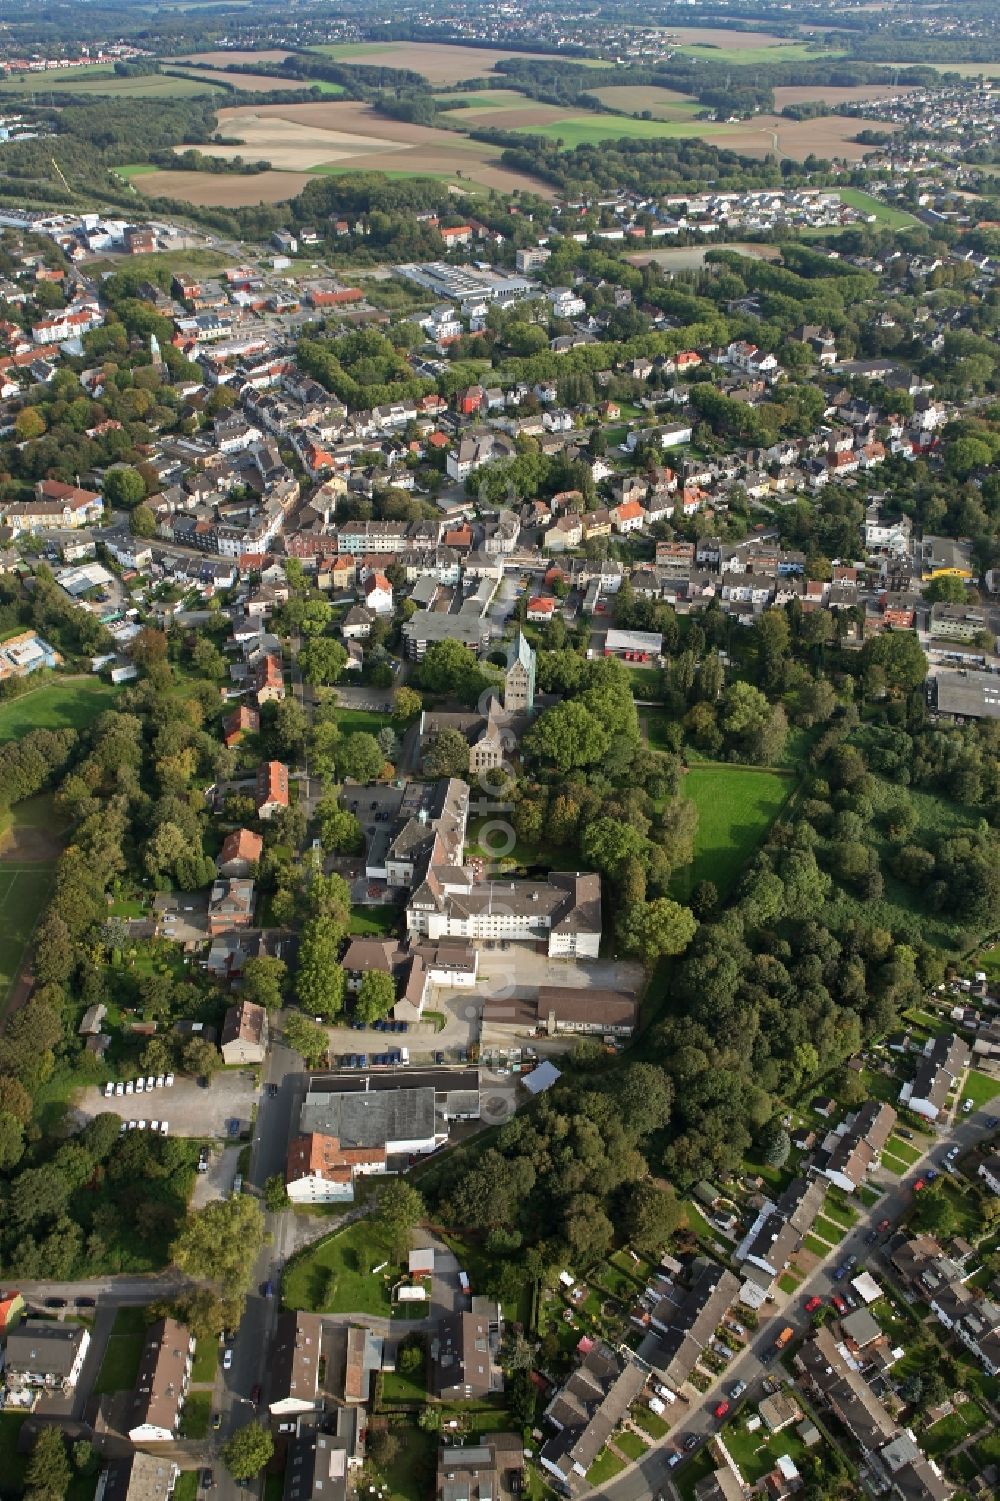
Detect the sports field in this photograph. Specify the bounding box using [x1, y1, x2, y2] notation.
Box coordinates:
[0, 677, 117, 742]
[672, 764, 794, 899]
[0, 863, 54, 1006]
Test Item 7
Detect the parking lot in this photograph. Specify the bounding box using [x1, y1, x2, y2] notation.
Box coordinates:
[74, 1069, 259, 1139]
[464, 946, 644, 1006]
[191, 1142, 243, 1207]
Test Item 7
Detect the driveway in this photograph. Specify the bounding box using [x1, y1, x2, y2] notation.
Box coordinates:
[191, 1143, 243, 1207]
[74, 1070, 259, 1139]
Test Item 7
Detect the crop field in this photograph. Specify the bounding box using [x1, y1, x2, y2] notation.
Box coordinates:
[135, 168, 314, 205]
[772, 83, 917, 110]
[0, 68, 223, 98]
[515, 110, 901, 161]
[832, 187, 920, 228]
[171, 66, 333, 92]
[663, 26, 844, 65]
[177, 100, 555, 197]
[169, 49, 296, 67]
[434, 89, 578, 129]
[591, 85, 704, 120]
[672, 763, 795, 899]
[308, 41, 567, 84]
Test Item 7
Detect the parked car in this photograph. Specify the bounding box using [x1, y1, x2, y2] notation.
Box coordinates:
[261, 1281, 273, 1298]
[434, 1052, 445, 1066]
[897, 1129, 913, 1141]
[115, 1082, 124, 1096]
[713, 1401, 730, 1421]
[831, 1294, 847, 1314]
[104, 1081, 114, 1097]
[926, 1168, 938, 1182]
[212, 1413, 222, 1431]
[683, 1434, 700, 1452]
[124, 1081, 134, 1095]
[986, 1116, 999, 1129]
[201, 1472, 214, 1491]
[877, 1218, 891, 1234]
[268, 1083, 278, 1098]
[804, 1296, 822, 1313]
[75, 1297, 96, 1308]
[865, 1229, 878, 1245]
[165, 1073, 174, 1087]
[223, 1349, 233, 1371]
[844, 1255, 857, 1270]
[729, 1381, 746, 1400]
[156, 1075, 165, 1088]
[964, 1098, 974, 1113]
[45, 1298, 67, 1308]
[913, 1178, 927, 1192]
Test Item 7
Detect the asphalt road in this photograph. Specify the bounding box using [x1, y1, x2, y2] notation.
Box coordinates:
[583, 1093, 1000, 1501]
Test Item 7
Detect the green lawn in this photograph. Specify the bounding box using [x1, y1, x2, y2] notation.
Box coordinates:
[670, 763, 795, 899]
[332, 706, 394, 736]
[880, 1153, 908, 1177]
[180, 1391, 211, 1440]
[821, 1196, 858, 1228]
[116, 162, 161, 179]
[370, 1423, 437, 1501]
[615, 1431, 648, 1461]
[962, 1070, 1000, 1112]
[382, 1363, 427, 1403]
[778, 1271, 802, 1294]
[633, 1404, 669, 1439]
[675, 40, 842, 65]
[283, 1219, 395, 1315]
[813, 1215, 847, 1244]
[192, 1339, 218, 1383]
[0, 1413, 29, 1493]
[723, 1419, 811, 1485]
[834, 187, 921, 230]
[586, 1448, 627, 1486]
[349, 905, 401, 936]
[0, 677, 118, 741]
[174, 1475, 198, 1501]
[95, 1306, 148, 1394]
[923, 1400, 988, 1457]
[886, 1136, 921, 1166]
[804, 1234, 830, 1258]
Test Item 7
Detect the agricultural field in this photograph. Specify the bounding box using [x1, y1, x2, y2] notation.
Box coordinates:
[175, 100, 555, 198]
[833, 187, 920, 229]
[135, 168, 314, 206]
[434, 89, 579, 129]
[671, 763, 795, 899]
[771, 83, 917, 110]
[307, 41, 572, 84]
[171, 67, 333, 93]
[0, 68, 223, 99]
[515, 110, 901, 161]
[662, 26, 844, 65]
[168, 49, 296, 67]
[591, 85, 704, 120]
[0, 677, 118, 742]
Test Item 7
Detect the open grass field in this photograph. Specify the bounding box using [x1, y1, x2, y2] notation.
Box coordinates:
[283, 1218, 395, 1316]
[592, 84, 704, 120]
[0, 864, 54, 1001]
[663, 27, 844, 66]
[307, 41, 566, 84]
[0, 676, 118, 741]
[672, 763, 795, 900]
[833, 186, 920, 229]
[0, 68, 223, 99]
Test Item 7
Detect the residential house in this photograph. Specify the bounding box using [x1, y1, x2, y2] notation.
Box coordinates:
[819, 1100, 897, 1193]
[99, 1453, 180, 1501]
[223, 706, 260, 748]
[220, 999, 269, 1066]
[217, 828, 263, 878]
[644, 1262, 740, 1393]
[540, 1345, 647, 1491]
[208, 877, 255, 936]
[255, 760, 289, 820]
[269, 1310, 323, 1417]
[899, 1034, 970, 1122]
[128, 1319, 194, 1444]
[436, 1310, 503, 1401]
[3, 1319, 90, 1392]
[436, 1434, 523, 1501]
[363, 571, 394, 615]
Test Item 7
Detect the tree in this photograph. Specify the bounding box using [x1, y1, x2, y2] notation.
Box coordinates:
[376, 1178, 425, 1260]
[367, 1429, 400, 1469]
[622, 1181, 685, 1253]
[355, 970, 396, 1026]
[222, 1422, 274, 1481]
[763, 1125, 791, 1168]
[299, 637, 347, 686]
[619, 899, 697, 965]
[172, 1197, 265, 1291]
[15, 406, 46, 442]
[241, 955, 287, 1010]
[264, 1174, 289, 1212]
[316, 800, 363, 856]
[182, 1037, 220, 1080]
[282, 1012, 330, 1067]
[393, 686, 422, 722]
[296, 919, 346, 1020]
[924, 575, 969, 605]
[130, 502, 156, 537]
[337, 732, 385, 783]
[25, 1428, 70, 1501]
[423, 729, 470, 779]
[860, 630, 928, 694]
[104, 466, 146, 508]
[524, 700, 610, 772]
[580, 817, 647, 877]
